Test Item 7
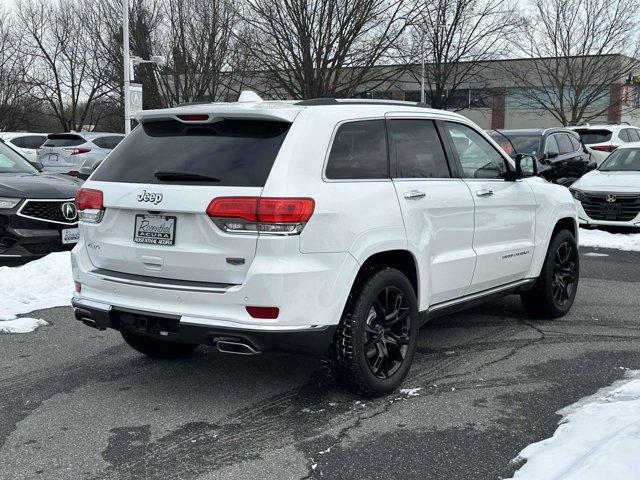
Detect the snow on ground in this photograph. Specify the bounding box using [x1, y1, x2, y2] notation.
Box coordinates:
[509, 370, 640, 480]
[579, 228, 640, 251]
[0, 251, 72, 333]
[0, 317, 49, 334]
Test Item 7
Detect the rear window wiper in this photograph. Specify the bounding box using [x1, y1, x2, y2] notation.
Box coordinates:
[154, 171, 221, 182]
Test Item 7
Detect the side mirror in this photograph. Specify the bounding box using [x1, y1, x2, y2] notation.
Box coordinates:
[515, 153, 538, 178]
[33, 161, 44, 172]
[546, 151, 559, 159]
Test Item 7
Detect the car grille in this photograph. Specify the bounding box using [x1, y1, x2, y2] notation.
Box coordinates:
[18, 199, 78, 225]
[581, 192, 640, 222]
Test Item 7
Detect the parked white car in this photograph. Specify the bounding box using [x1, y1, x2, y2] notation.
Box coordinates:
[0, 132, 48, 165]
[570, 142, 640, 228]
[571, 124, 640, 166]
[71, 96, 579, 396]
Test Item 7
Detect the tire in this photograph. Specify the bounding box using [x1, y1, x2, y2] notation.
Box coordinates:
[521, 229, 579, 318]
[121, 330, 199, 359]
[323, 268, 419, 397]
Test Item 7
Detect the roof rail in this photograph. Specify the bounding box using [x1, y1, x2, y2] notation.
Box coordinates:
[295, 98, 432, 108]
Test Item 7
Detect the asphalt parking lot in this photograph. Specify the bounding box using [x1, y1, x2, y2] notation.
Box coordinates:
[1, 247, 639, 480]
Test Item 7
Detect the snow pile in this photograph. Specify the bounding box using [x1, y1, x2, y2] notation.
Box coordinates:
[579, 228, 640, 251]
[0, 252, 72, 333]
[0, 317, 49, 334]
[509, 371, 640, 480]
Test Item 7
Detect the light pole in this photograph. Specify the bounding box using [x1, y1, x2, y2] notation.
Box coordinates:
[123, 0, 131, 134]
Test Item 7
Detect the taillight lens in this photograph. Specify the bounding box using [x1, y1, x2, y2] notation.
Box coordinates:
[75, 188, 104, 223]
[207, 197, 315, 235]
[64, 147, 91, 155]
[590, 145, 617, 152]
[246, 306, 279, 319]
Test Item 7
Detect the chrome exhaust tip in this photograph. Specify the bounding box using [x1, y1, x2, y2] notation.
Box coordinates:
[216, 339, 259, 355]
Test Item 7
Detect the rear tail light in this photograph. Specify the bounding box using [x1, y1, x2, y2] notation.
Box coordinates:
[64, 147, 91, 155]
[590, 145, 617, 152]
[246, 306, 279, 319]
[75, 188, 104, 223]
[207, 197, 314, 235]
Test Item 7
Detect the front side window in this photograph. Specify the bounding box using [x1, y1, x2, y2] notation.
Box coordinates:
[325, 120, 388, 180]
[557, 134, 574, 154]
[445, 122, 508, 179]
[546, 135, 560, 156]
[388, 119, 450, 178]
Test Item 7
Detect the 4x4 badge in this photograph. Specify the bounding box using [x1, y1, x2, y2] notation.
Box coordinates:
[137, 190, 164, 205]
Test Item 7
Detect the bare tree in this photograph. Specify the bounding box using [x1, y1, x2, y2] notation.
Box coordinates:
[241, 0, 411, 99]
[15, 0, 116, 131]
[155, 0, 238, 104]
[505, 0, 640, 125]
[0, 7, 36, 131]
[404, 0, 521, 109]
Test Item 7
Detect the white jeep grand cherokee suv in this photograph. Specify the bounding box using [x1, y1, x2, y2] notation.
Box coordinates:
[71, 97, 579, 396]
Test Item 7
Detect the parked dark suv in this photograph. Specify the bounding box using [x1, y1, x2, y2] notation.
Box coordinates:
[487, 128, 596, 186]
[0, 138, 81, 266]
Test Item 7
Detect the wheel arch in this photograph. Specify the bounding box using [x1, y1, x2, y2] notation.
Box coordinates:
[352, 249, 419, 303]
[552, 216, 578, 239]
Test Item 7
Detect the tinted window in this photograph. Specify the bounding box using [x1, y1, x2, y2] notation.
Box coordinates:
[92, 136, 123, 149]
[619, 129, 631, 142]
[11, 135, 47, 149]
[389, 120, 450, 178]
[93, 120, 290, 186]
[44, 134, 85, 147]
[629, 129, 640, 142]
[575, 129, 612, 144]
[499, 134, 541, 157]
[557, 134, 574, 154]
[445, 122, 507, 179]
[325, 120, 388, 179]
[0, 142, 38, 174]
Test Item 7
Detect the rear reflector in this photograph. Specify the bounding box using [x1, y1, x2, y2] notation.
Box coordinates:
[177, 114, 209, 122]
[74, 281, 81, 293]
[246, 306, 279, 319]
[590, 145, 617, 152]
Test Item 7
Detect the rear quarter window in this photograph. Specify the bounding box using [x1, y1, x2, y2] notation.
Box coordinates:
[92, 136, 124, 149]
[575, 129, 612, 144]
[92, 119, 290, 187]
[325, 120, 388, 180]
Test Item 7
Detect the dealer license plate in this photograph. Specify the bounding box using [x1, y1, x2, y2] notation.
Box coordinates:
[133, 214, 176, 245]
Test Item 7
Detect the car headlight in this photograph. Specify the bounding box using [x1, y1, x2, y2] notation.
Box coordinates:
[569, 188, 587, 202]
[0, 197, 21, 209]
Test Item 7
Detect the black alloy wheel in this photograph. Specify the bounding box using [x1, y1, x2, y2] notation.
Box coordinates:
[363, 286, 411, 379]
[552, 241, 577, 307]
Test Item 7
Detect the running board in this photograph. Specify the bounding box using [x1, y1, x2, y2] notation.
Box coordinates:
[424, 278, 536, 321]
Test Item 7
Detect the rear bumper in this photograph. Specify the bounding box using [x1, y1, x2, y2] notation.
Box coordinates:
[72, 298, 336, 355]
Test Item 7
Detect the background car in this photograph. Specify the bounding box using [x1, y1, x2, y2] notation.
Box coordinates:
[0, 138, 81, 266]
[487, 128, 596, 186]
[569, 142, 640, 228]
[37, 132, 125, 176]
[570, 123, 640, 166]
[0, 132, 48, 165]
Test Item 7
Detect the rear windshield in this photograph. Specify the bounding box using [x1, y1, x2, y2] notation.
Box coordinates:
[44, 134, 85, 147]
[93, 119, 290, 186]
[574, 129, 612, 145]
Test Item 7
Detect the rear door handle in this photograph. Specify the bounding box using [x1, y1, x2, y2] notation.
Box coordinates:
[476, 189, 494, 197]
[403, 190, 426, 200]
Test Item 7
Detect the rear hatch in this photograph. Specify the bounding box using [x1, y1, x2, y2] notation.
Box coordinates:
[83, 117, 292, 284]
[39, 133, 86, 168]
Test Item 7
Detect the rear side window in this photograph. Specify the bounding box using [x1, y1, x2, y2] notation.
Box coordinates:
[44, 134, 85, 147]
[388, 120, 450, 178]
[93, 120, 290, 187]
[629, 129, 640, 142]
[11, 135, 47, 149]
[619, 129, 631, 142]
[325, 120, 388, 180]
[557, 134, 574, 154]
[569, 135, 582, 151]
[92, 136, 123, 149]
[575, 129, 612, 144]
